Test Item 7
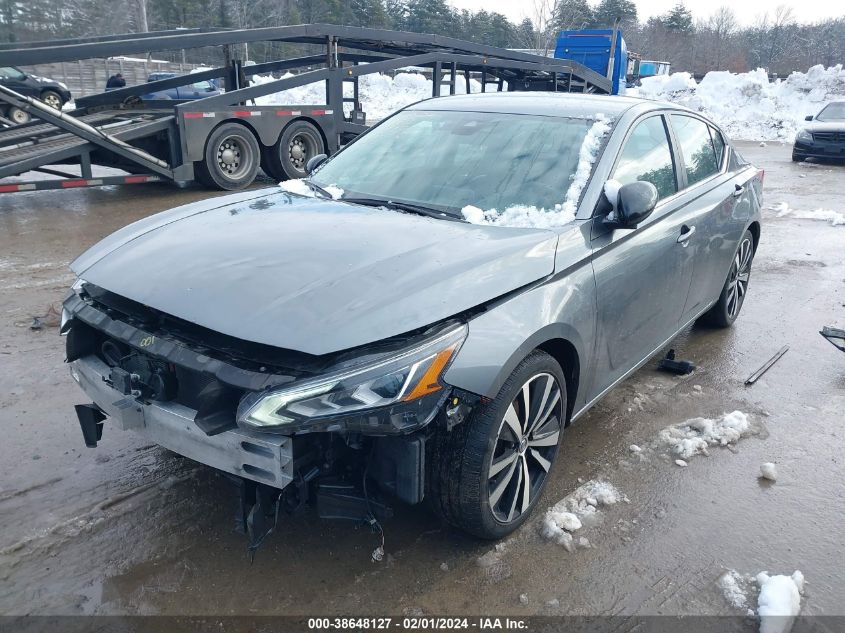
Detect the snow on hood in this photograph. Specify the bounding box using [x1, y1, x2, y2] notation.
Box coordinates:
[460, 115, 612, 230]
[631, 64, 845, 141]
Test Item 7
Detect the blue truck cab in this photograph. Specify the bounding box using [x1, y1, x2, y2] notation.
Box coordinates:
[554, 29, 627, 95]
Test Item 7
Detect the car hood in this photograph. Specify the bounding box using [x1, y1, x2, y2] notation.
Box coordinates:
[806, 120, 845, 132]
[72, 189, 559, 355]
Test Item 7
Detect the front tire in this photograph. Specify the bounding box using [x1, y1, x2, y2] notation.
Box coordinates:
[791, 151, 805, 162]
[428, 350, 566, 539]
[40, 90, 63, 109]
[699, 229, 755, 328]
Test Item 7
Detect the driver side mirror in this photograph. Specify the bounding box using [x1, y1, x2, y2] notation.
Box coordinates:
[805, 115, 813, 121]
[604, 181, 658, 229]
[305, 153, 328, 175]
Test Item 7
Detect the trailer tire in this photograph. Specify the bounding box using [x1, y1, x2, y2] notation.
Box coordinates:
[8, 107, 31, 125]
[263, 120, 325, 182]
[195, 122, 260, 190]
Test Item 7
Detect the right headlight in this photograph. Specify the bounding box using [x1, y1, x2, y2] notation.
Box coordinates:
[237, 324, 467, 434]
[795, 129, 813, 142]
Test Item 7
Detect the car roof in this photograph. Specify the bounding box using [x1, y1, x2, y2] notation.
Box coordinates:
[406, 91, 671, 118]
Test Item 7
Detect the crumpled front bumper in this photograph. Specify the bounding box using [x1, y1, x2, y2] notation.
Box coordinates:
[70, 354, 294, 489]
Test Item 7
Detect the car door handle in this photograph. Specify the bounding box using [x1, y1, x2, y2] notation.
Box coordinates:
[677, 225, 696, 245]
[733, 184, 745, 197]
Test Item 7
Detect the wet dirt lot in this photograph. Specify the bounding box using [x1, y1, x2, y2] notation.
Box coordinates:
[0, 143, 843, 618]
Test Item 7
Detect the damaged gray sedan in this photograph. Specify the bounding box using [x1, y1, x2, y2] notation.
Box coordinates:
[64, 93, 763, 543]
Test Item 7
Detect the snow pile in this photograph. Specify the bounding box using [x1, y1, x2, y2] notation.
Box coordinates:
[461, 115, 612, 229]
[760, 462, 778, 482]
[279, 179, 343, 199]
[718, 569, 806, 629]
[768, 201, 845, 226]
[719, 570, 752, 611]
[634, 64, 845, 141]
[658, 410, 752, 460]
[541, 479, 626, 550]
[757, 571, 805, 633]
[251, 71, 482, 120]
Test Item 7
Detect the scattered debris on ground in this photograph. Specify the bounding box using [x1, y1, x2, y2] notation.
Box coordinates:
[760, 463, 778, 482]
[746, 346, 790, 385]
[29, 304, 61, 330]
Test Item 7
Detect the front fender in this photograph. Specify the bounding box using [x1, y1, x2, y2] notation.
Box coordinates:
[443, 262, 595, 408]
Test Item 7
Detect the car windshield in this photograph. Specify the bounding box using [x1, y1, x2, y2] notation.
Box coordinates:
[310, 110, 597, 219]
[817, 103, 845, 122]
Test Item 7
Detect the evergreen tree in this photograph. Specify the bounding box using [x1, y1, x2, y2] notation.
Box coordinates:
[554, 0, 593, 31]
[591, 0, 637, 29]
[662, 3, 693, 33]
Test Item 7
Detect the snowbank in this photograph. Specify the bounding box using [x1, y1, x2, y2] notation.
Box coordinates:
[658, 410, 752, 460]
[251, 71, 482, 120]
[461, 115, 612, 229]
[634, 65, 845, 141]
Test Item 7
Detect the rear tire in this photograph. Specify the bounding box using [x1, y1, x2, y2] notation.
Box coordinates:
[40, 90, 63, 109]
[195, 122, 260, 191]
[427, 350, 566, 539]
[8, 106, 31, 125]
[699, 229, 755, 328]
[262, 120, 325, 182]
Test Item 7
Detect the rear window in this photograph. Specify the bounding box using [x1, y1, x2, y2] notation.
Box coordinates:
[670, 115, 720, 186]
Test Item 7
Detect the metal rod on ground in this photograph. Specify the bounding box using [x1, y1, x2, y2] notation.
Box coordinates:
[745, 346, 789, 385]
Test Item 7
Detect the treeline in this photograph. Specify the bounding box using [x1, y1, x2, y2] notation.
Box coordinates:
[1, 0, 843, 76]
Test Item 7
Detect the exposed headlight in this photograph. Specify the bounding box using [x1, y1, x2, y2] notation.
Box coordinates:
[796, 129, 813, 142]
[238, 324, 467, 433]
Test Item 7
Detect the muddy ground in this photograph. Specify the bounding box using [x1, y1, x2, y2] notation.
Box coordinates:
[0, 142, 843, 618]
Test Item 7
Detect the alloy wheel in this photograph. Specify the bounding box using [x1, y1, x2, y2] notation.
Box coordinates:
[487, 372, 563, 524]
[727, 236, 753, 319]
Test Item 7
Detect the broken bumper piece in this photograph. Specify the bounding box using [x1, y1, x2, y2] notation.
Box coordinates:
[820, 326, 845, 353]
[70, 355, 294, 489]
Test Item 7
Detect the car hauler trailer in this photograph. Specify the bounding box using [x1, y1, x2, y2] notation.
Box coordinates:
[0, 24, 611, 194]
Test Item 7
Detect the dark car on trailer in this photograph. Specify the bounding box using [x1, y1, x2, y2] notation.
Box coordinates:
[63, 93, 763, 543]
[0, 65, 71, 124]
[792, 101, 845, 162]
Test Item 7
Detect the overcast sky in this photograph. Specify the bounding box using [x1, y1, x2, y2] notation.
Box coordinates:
[447, 0, 838, 27]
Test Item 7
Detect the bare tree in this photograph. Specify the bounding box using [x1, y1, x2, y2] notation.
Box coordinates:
[707, 6, 738, 70]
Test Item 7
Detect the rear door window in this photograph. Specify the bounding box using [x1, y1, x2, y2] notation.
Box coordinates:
[670, 115, 720, 186]
[612, 115, 678, 200]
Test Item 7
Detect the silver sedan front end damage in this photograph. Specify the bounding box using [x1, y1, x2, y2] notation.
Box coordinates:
[70, 354, 294, 489]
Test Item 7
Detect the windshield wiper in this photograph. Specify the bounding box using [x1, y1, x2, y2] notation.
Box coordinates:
[342, 197, 464, 222]
[303, 180, 333, 199]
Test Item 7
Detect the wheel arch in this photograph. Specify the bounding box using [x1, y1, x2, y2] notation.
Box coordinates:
[536, 338, 580, 426]
[447, 322, 585, 425]
[747, 220, 761, 253]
